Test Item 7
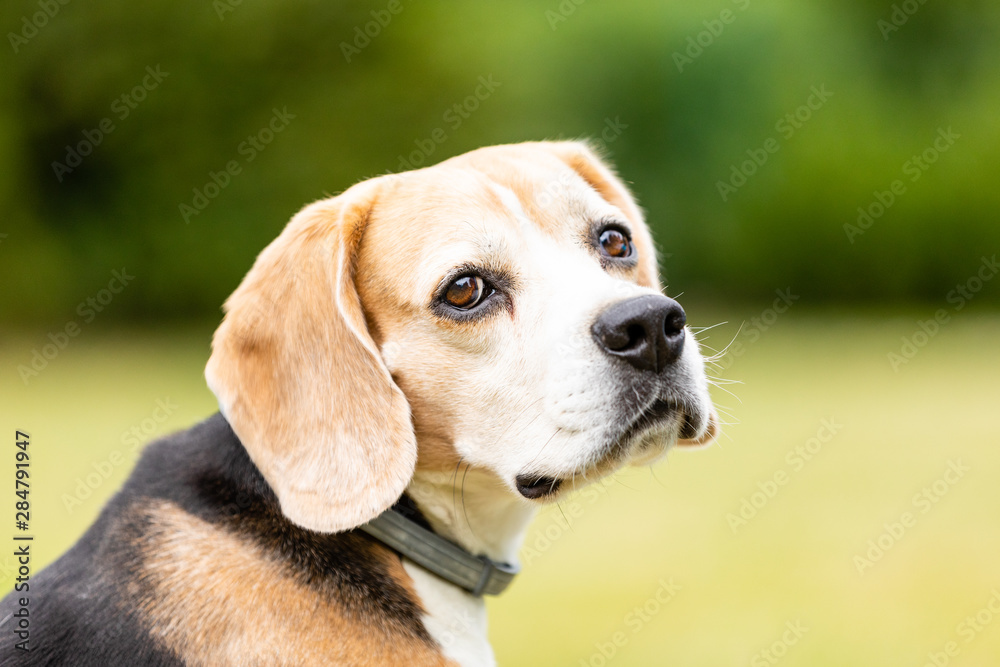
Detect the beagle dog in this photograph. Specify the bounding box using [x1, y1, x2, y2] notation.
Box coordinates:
[0, 141, 717, 666]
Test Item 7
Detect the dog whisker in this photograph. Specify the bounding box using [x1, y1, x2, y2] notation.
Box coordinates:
[707, 381, 743, 405]
[705, 375, 743, 385]
[698, 322, 745, 362]
[554, 501, 573, 534]
[648, 464, 667, 488]
[613, 476, 637, 492]
[524, 428, 562, 472]
[451, 458, 464, 520]
[460, 462, 481, 542]
[711, 407, 740, 425]
[493, 396, 545, 452]
[688, 320, 728, 335]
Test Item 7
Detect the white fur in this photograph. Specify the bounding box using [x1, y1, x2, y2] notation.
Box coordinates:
[404, 468, 536, 666]
[207, 143, 716, 664]
[393, 183, 711, 493]
[372, 146, 717, 663]
[403, 563, 494, 666]
[395, 182, 713, 664]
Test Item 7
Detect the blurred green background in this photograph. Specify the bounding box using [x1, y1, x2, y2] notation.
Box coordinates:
[2, 0, 999, 319]
[2, 0, 999, 665]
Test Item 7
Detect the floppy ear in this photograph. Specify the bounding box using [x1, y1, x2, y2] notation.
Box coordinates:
[541, 141, 661, 291]
[205, 179, 416, 533]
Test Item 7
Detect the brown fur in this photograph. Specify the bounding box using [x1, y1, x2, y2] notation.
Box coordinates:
[132, 500, 452, 667]
[0, 141, 717, 666]
[205, 182, 419, 534]
[354, 142, 678, 471]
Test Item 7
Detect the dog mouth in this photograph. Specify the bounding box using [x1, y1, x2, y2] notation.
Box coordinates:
[513, 400, 703, 501]
[515, 474, 563, 500]
[618, 398, 702, 446]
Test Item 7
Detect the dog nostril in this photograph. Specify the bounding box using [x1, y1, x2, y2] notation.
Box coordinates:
[592, 295, 687, 373]
[600, 323, 646, 352]
[624, 323, 646, 349]
[664, 309, 686, 337]
[599, 329, 627, 351]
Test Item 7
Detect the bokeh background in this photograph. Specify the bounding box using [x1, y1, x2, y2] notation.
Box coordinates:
[2, 1, 999, 665]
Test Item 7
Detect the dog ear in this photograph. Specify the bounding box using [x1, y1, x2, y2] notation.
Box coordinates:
[205, 179, 416, 533]
[541, 141, 661, 291]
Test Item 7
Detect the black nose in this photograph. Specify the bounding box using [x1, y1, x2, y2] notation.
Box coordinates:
[591, 295, 686, 373]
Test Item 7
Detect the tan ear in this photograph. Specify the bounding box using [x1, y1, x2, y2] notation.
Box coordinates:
[541, 140, 661, 290]
[205, 179, 416, 533]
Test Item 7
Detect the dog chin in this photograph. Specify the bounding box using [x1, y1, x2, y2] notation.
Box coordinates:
[626, 430, 676, 467]
[513, 404, 710, 501]
[620, 402, 714, 466]
[518, 437, 666, 501]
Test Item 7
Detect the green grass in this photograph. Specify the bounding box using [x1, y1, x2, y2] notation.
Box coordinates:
[3, 313, 999, 665]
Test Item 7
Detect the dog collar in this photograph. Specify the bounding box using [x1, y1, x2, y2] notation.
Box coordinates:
[358, 507, 519, 597]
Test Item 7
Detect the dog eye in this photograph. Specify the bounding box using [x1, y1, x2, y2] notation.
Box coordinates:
[444, 275, 492, 310]
[599, 228, 632, 259]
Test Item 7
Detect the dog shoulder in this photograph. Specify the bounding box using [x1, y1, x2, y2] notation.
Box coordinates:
[1, 415, 453, 666]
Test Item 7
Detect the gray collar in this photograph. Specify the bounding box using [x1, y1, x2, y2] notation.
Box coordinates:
[358, 508, 519, 596]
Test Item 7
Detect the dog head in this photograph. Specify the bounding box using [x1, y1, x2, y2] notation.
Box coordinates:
[206, 141, 717, 533]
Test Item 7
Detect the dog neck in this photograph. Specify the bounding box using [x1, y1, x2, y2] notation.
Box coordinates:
[406, 466, 537, 564]
[401, 466, 536, 667]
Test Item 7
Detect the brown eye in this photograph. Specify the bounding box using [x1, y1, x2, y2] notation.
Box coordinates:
[599, 228, 632, 258]
[444, 275, 490, 309]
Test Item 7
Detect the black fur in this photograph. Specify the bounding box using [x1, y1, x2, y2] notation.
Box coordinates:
[0, 414, 431, 665]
